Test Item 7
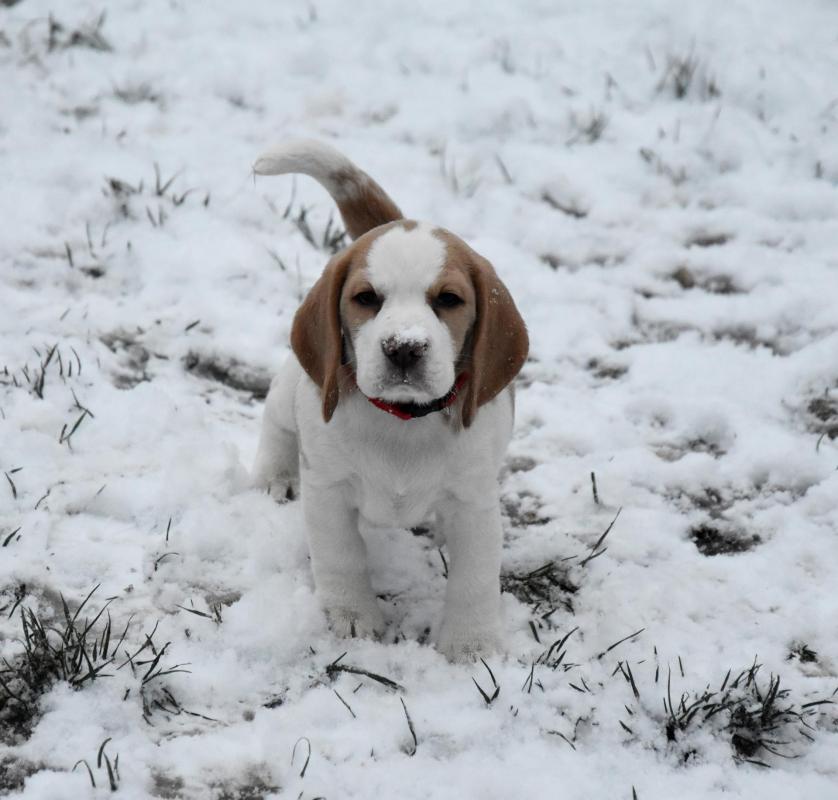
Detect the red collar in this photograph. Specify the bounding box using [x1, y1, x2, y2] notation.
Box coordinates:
[367, 373, 469, 421]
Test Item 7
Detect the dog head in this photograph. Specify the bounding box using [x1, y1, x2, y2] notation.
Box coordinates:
[255, 140, 528, 427]
[291, 221, 527, 427]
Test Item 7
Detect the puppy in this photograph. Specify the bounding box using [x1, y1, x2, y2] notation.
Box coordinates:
[251, 140, 528, 660]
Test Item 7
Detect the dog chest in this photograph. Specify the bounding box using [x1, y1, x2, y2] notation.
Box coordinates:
[353, 450, 444, 528]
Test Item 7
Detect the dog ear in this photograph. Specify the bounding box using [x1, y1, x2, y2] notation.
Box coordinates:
[461, 256, 528, 428]
[291, 250, 353, 422]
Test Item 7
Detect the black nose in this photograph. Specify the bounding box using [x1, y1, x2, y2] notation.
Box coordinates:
[382, 338, 428, 370]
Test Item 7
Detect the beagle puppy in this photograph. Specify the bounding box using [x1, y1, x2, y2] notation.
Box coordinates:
[251, 140, 528, 660]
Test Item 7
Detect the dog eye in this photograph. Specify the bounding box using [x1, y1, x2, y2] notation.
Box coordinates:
[353, 290, 381, 308]
[434, 292, 464, 309]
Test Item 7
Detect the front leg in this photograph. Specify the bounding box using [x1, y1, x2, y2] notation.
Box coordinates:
[302, 482, 385, 639]
[436, 496, 503, 661]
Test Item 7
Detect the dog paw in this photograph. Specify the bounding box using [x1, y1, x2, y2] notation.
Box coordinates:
[251, 471, 298, 503]
[325, 602, 386, 640]
[268, 479, 297, 503]
[436, 621, 501, 663]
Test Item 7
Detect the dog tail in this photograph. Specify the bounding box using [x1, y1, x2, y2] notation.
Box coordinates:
[253, 139, 403, 240]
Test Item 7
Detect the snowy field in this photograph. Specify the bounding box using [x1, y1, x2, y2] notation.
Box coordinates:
[2, 0, 838, 797]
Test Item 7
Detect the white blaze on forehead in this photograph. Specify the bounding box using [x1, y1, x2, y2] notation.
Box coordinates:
[352, 223, 455, 401]
[365, 223, 446, 295]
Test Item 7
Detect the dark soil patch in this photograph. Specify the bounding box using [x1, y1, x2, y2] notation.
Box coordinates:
[101, 330, 151, 388]
[668, 486, 733, 518]
[80, 264, 106, 279]
[613, 317, 689, 351]
[587, 358, 628, 380]
[183, 352, 271, 399]
[540, 253, 562, 270]
[690, 524, 761, 556]
[539, 251, 625, 272]
[213, 773, 280, 800]
[672, 266, 739, 294]
[152, 773, 185, 799]
[686, 232, 731, 248]
[688, 487, 729, 516]
[685, 438, 726, 458]
[808, 393, 838, 440]
[711, 326, 784, 355]
[657, 438, 727, 462]
[503, 455, 537, 475]
[788, 642, 818, 664]
[502, 491, 551, 527]
[0, 757, 42, 794]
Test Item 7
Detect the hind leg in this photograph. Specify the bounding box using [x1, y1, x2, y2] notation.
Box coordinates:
[252, 357, 301, 501]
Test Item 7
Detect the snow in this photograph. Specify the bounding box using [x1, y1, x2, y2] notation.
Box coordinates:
[2, 0, 838, 797]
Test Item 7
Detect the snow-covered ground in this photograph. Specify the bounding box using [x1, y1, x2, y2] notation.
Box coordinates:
[2, 0, 838, 797]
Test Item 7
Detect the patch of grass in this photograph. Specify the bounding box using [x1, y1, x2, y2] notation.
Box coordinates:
[73, 737, 120, 791]
[265, 183, 347, 254]
[662, 660, 832, 766]
[655, 49, 720, 101]
[534, 626, 579, 673]
[0, 342, 84, 398]
[0, 587, 125, 743]
[102, 165, 209, 225]
[501, 561, 577, 620]
[0, 583, 26, 616]
[472, 658, 500, 706]
[540, 189, 587, 219]
[638, 147, 687, 185]
[566, 108, 608, 146]
[325, 652, 404, 693]
[579, 508, 621, 567]
[46, 11, 112, 53]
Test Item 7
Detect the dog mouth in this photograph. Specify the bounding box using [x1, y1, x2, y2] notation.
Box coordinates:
[365, 373, 469, 420]
[373, 376, 437, 404]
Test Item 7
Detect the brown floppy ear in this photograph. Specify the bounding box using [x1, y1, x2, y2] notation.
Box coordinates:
[291, 251, 353, 422]
[461, 256, 529, 428]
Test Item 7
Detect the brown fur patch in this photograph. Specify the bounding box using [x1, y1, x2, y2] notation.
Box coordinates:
[291, 222, 403, 420]
[432, 229, 529, 427]
[332, 170, 404, 240]
[426, 251, 477, 369]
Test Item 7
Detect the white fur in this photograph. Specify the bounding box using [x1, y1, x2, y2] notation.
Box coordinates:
[253, 358, 513, 660]
[253, 139, 361, 199]
[353, 225, 455, 402]
[251, 223, 517, 661]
